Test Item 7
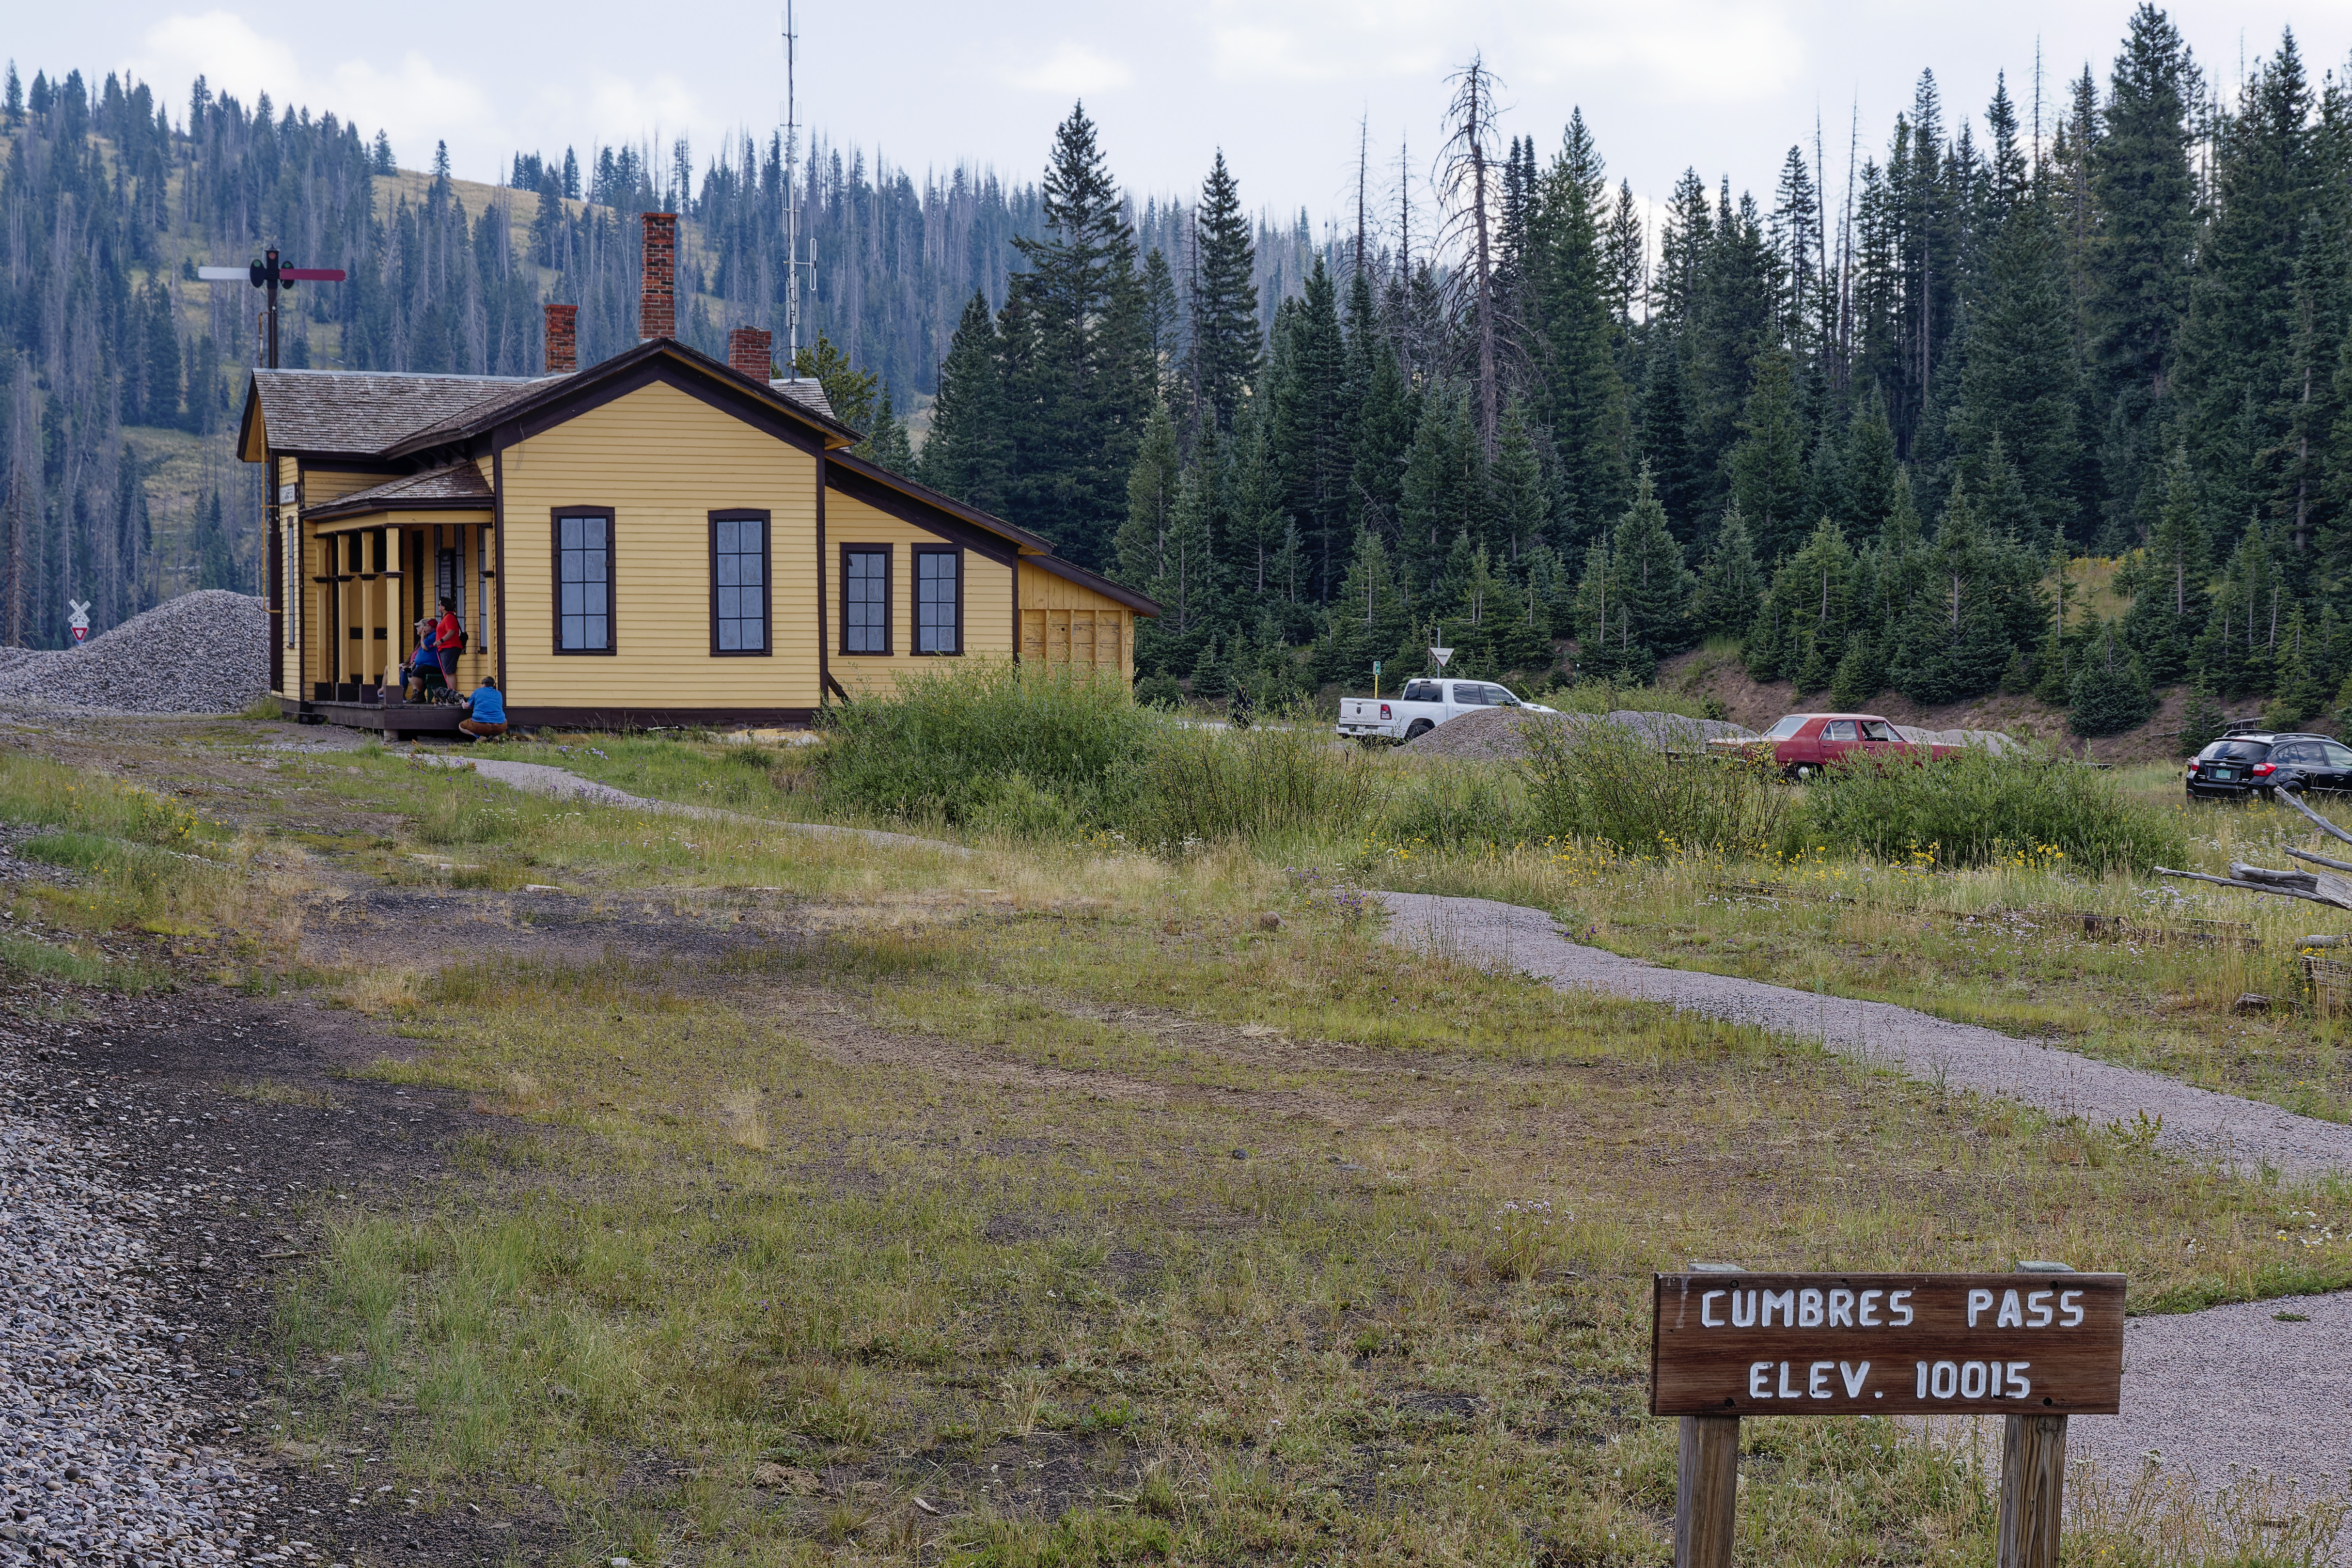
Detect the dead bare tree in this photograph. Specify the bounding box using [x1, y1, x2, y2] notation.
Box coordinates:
[1437, 54, 1505, 457]
[2156, 789, 2352, 911]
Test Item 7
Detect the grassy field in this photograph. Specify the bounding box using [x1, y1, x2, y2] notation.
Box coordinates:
[5, 715, 2352, 1562]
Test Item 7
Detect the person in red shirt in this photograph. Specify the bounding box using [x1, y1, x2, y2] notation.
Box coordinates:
[434, 598, 462, 688]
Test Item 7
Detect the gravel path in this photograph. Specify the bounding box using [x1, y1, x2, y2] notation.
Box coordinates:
[0, 1044, 266, 1565]
[1376, 891, 2352, 1179]
[1380, 890, 2352, 1533]
[2070, 1287, 2352, 1497]
[421, 754, 970, 854]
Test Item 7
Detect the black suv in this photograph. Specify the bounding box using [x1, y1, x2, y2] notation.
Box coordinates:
[2185, 732, 2352, 800]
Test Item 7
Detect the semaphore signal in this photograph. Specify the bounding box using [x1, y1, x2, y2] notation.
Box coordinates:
[194, 247, 346, 370]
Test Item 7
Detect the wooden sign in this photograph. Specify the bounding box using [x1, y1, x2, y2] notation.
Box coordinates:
[1651, 1272, 2125, 1417]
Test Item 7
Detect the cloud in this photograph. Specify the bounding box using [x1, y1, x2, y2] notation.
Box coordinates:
[1005, 41, 1134, 96]
[1517, 3, 1806, 105]
[129, 12, 303, 106]
[1201, 0, 1802, 103]
[325, 52, 496, 142]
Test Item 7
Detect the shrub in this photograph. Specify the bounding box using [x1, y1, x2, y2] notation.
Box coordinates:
[1517, 718, 1788, 857]
[1119, 717, 1377, 847]
[1378, 763, 1534, 849]
[1792, 744, 2184, 874]
[814, 662, 1153, 824]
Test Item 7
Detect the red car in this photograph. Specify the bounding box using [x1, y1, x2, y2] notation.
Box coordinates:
[1709, 712, 1956, 780]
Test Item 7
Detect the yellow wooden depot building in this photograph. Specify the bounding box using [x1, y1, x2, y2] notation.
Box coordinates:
[237, 261, 1157, 737]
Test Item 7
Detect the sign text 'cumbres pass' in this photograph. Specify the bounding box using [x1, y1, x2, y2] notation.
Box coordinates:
[1648, 1272, 2125, 1417]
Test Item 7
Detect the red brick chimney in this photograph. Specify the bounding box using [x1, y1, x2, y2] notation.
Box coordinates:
[639, 213, 676, 341]
[726, 326, 773, 379]
[543, 303, 578, 373]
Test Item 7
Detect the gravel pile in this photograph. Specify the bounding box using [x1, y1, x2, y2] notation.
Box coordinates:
[1405, 706, 1756, 761]
[1895, 724, 2025, 754]
[0, 1046, 266, 1565]
[0, 592, 268, 715]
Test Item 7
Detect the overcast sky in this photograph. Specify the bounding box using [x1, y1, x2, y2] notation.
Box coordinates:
[14, 2, 2352, 241]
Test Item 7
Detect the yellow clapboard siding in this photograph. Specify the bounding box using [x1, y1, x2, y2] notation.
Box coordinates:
[499, 380, 822, 707]
[825, 490, 1016, 697]
[296, 466, 388, 506]
[1017, 563, 1135, 681]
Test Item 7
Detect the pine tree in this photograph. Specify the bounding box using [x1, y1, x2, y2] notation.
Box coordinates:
[2121, 447, 2206, 681]
[855, 384, 914, 473]
[1831, 632, 1888, 710]
[2194, 517, 2285, 697]
[2178, 682, 2227, 755]
[1328, 526, 1414, 684]
[1140, 248, 1183, 406]
[1155, 459, 1220, 643]
[1893, 482, 2018, 704]
[1004, 102, 1153, 567]
[1727, 350, 1807, 561]
[1952, 197, 2082, 546]
[2172, 35, 2324, 536]
[1491, 403, 1550, 562]
[1840, 393, 1899, 533]
[2087, 4, 2198, 536]
[920, 292, 1005, 511]
[1529, 115, 1631, 538]
[1691, 504, 1764, 641]
[1748, 517, 1856, 688]
[1636, 345, 1704, 547]
[1399, 386, 1481, 558]
[792, 334, 879, 438]
[1266, 259, 1346, 595]
[1343, 267, 1413, 541]
[2070, 622, 2157, 736]
[193, 488, 235, 591]
[1574, 468, 1694, 682]
[1114, 401, 1181, 589]
[1185, 150, 1261, 435]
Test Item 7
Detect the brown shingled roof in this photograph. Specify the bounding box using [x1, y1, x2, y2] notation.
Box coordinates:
[244, 369, 551, 459]
[304, 462, 494, 521]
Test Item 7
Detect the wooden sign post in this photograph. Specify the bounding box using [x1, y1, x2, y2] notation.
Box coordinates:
[1651, 1263, 2122, 1568]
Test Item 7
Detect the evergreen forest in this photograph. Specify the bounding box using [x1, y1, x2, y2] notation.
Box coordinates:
[3, 7, 2348, 744]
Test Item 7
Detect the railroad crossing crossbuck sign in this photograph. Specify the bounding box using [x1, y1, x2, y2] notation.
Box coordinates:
[1651, 1266, 2124, 1568]
[67, 599, 90, 643]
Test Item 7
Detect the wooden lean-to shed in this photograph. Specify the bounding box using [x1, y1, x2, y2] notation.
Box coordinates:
[238, 213, 1159, 737]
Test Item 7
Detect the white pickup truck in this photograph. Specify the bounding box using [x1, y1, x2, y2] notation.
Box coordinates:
[1335, 678, 1557, 743]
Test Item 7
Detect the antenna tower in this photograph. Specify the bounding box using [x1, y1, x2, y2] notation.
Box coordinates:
[781, 3, 812, 370]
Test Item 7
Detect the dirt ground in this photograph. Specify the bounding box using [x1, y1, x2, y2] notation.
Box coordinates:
[0, 717, 808, 1562]
[1662, 649, 2207, 763]
[5, 967, 569, 1563]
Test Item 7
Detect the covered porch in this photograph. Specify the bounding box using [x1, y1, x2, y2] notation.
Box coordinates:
[297, 465, 498, 728]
